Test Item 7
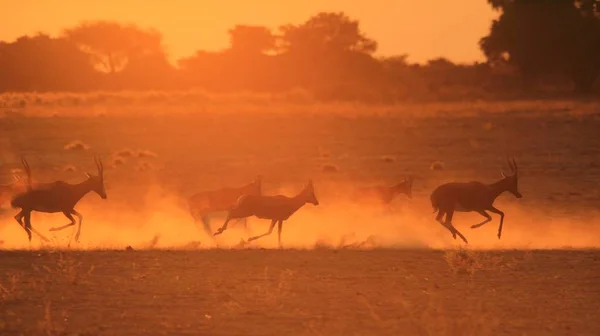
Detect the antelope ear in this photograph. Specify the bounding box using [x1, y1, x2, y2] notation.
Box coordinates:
[13, 175, 21, 182]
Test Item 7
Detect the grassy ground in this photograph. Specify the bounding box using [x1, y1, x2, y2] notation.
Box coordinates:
[1, 249, 599, 336]
[1, 94, 599, 334]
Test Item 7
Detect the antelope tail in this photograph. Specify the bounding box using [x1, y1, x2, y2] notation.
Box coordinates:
[10, 194, 24, 209]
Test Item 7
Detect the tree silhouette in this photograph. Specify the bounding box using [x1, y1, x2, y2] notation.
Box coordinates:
[228, 25, 276, 55]
[279, 12, 377, 55]
[63, 21, 164, 74]
[275, 12, 381, 94]
[481, 0, 600, 93]
[0, 33, 97, 92]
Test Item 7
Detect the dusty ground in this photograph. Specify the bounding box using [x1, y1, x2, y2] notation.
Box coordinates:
[1, 95, 600, 334]
[1, 249, 600, 336]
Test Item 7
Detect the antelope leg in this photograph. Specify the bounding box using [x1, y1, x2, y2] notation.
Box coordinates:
[487, 206, 505, 239]
[72, 209, 83, 243]
[277, 220, 283, 248]
[214, 215, 234, 236]
[14, 210, 29, 240]
[49, 211, 76, 232]
[247, 219, 277, 243]
[471, 211, 492, 229]
[448, 224, 469, 244]
[200, 215, 215, 239]
[24, 211, 49, 242]
[436, 215, 457, 240]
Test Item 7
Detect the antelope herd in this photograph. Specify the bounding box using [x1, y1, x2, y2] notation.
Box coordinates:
[1, 155, 523, 247]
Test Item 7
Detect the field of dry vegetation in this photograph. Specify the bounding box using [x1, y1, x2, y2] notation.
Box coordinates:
[1, 92, 600, 335]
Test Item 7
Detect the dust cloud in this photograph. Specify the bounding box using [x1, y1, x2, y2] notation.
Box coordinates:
[1, 182, 599, 251]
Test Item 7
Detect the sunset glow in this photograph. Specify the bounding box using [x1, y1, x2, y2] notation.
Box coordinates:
[1, 0, 496, 64]
[2, 2, 599, 335]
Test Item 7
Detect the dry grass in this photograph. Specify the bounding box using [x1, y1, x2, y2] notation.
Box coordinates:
[430, 161, 445, 171]
[114, 148, 135, 158]
[0, 249, 597, 335]
[321, 163, 340, 173]
[137, 149, 158, 159]
[63, 140, 90, 152]
[62, 164, 77, 173]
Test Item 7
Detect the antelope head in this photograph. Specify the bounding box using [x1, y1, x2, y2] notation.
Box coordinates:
[500, 157, 522, 199]
[85, 155, 107, 199]
[302, 179, 319, 205]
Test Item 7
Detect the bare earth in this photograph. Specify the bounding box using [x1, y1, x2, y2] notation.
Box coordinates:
[1, 249, 600, 336]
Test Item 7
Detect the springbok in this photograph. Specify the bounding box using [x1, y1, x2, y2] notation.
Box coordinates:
[430, 157, 522, 243]
[10, 156, 107, 243]
[213, 180, 319, 247]
[188, 175, 263, 237]
[351, 177, 414, 204]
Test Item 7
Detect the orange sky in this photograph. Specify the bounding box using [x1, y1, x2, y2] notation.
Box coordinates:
[1, 0, 497, 64]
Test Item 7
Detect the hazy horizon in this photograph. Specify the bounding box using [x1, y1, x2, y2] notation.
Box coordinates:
[0, 0, 497, 64]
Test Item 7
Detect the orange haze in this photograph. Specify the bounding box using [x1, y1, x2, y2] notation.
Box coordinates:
[0, 0, 497, 64]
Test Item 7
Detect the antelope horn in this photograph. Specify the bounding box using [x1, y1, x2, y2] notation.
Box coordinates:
[94, 155, 104, 175]
[21, 155, 32, 188]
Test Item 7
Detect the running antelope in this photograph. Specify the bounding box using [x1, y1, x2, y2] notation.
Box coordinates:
[352, 177, 414, 204]
[188, 175, 262, 237]
[10, 156, 107, 243]
[213, 180, 319, 247]
[430, 157, 522, 243]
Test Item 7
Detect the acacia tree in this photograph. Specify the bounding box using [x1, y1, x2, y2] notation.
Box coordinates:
[279, 12, 377, 55]
[63, 21, 165, 74]
[228, 25, 276, 55]
[480, 0, 600, 93]
[276, 12, 382, 94]
[0, 33, 97, 91]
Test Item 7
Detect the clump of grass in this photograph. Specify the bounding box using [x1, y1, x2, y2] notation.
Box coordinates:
[430, 161, 445, 171]
[62, 165, 77, 173]
[137, 149, 158, 159]
[322, 163, 339, 173]
[444, 247, 484, 276]
[112, 157, 125, 167]
[137, 161, 154, 172]
[114, 148, 134, 158]
[63, 140, 90, 151]
[38, 299, 66, 336]
[444, 247, 521, 277]
[313, 235, 378, 250]
[0, 272, 22, 301]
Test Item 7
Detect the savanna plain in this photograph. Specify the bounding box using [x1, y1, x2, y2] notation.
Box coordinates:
[1, 92, 600, 335]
